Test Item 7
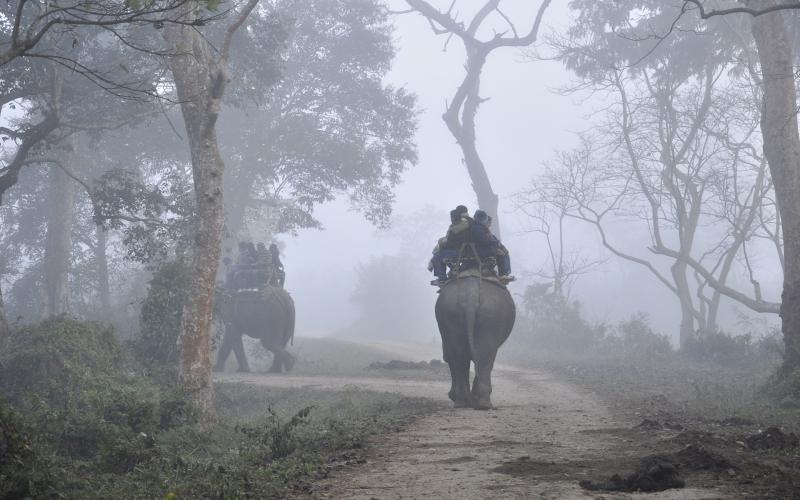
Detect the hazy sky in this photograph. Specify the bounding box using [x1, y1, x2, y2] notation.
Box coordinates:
[281, 1, 781, 340]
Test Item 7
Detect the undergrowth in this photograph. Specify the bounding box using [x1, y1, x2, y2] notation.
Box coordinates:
[0, 318, 440, 499]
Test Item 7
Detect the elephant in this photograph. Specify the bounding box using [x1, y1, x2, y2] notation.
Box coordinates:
[214, 287, 295, 373]
[435, 275, 515, 410]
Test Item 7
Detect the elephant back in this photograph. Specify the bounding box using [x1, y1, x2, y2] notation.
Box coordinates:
[436, 276, 515, 337]
[229, 287, 295, 345]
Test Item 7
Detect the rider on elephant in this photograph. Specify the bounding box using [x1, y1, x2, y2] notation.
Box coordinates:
[269, 243, 286, 287]
[228, 242, 256, 291]
[430, 205, 471, 286]
[470, 210, 515, 283]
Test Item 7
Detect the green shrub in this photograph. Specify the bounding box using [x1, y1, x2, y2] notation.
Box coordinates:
[0, 403, 55, 499]
[135, 259, 188, 368]
[0, 318, 124, 405]
[514, 284, 607, 354]
[682, 329, 781, 368]
[611, 313, 672, 357]
[765, 367, 800, 404]
[239, 406, 314, 462]
[0, 318, 196, 477]
[0, 320, 439, 498]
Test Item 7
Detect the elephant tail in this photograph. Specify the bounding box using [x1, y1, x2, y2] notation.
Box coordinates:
[464, 279, 480, 364]
[465, 305, 479, 363]
[458, 277, 482, 363]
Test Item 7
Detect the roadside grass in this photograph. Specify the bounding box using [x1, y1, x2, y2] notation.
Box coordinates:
[0, 319, 443, 500]
[501, 347, 800, 497]
[505, 349, 798, 431]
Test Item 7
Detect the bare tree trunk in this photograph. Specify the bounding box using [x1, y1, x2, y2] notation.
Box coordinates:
[163, 0, 259, 419]
[0, 283, 9, 344]
[406, 0, 551, 238]
[444, 48, 500, 236]
[749, 1, 800, 372]
[671, 261, 696, 347]
[96, 226, 110, 316]
[42, 165, 74, 318]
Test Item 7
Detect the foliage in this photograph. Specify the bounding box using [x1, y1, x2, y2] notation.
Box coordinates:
[0, 403, 56, 499]
[611, 314, 673, 357]
[0, 318, 125, 404]
[508, 283, 782, 374]
[134, 259, 189, 368]
[92, 169, 195, 263]
[220, 0, 418, 235]
[681, 329, 778, 367]
[513, 283, 606, 354]
[0, 319, 439, 498]
[238, 406, 314, 462]
[0, 319, 197, 482]
[766, 368, 800, 404]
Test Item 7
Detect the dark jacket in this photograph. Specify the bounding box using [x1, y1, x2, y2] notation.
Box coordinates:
[443, 216, 473, 250]
[469, 221, 501, 258]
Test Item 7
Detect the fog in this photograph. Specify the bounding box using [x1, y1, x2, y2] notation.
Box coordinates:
[4, 1, 800, 497]
[284, 2, 781, 342]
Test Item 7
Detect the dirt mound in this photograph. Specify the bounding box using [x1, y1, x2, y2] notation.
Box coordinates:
[579, 444, 731, 493]
[635, 419, 683, 431]
[744, 427, 799, 450]
[368, 359, 445, 370]
[718, 416, 754, 427]
[580, 459, 684, 493]
[671, 443, 732, 471]
[672, 429, 722, 446]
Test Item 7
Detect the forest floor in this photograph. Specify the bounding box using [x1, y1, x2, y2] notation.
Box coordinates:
[216, 338, 800, 499]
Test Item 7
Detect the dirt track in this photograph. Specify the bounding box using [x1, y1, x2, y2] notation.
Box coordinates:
[216, 343, 726, 499]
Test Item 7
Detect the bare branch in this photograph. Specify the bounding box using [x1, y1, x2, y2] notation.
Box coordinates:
[684, 0, 800, 18]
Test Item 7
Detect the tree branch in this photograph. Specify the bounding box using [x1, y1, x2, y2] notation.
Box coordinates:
[684, 0, 800, 18]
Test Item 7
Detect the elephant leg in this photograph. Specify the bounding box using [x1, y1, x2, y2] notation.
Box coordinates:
[282, 350, 295, 372]
[451, 356, 472, 408]
[444, 337, 471, 407]
[471, 349, 498, 410]
[214, 325, 235, 372]
[231, 331, 250, 373]
[262, 338, 284, 373]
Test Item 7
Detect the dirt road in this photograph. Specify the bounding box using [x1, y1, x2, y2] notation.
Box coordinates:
[217, 343, 726, 499]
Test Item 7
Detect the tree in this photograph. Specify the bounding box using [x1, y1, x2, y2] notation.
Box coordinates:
[745, 0, 800, 372]
[161, 0, 263, 418]
[402, 0, 551, 236]
[650, 0, 800, 372]
[218, 0, 417, 246]
[0, 4, 183, 326]
[539, 0, 782, 348]
[0, 0, 220, 68]
[512, 162, 605, 299]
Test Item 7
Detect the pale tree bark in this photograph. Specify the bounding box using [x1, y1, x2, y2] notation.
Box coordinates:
[406, 0, 551, 237]
[96, 226, 110, 315]
[0, 285, 9, 345]
[41, 163, 75, 318]
[162, 0, 259, 419]
[748, 0, 800, 372]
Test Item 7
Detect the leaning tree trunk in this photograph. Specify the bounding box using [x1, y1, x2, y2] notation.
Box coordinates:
[749, 1, 800, 373]
[443, 48, 501, 237]
[162, 0, 258, 419]
[42, 165, 74, 318]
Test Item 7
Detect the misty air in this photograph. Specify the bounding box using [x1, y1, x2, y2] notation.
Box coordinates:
[1, 1, 800, 498]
